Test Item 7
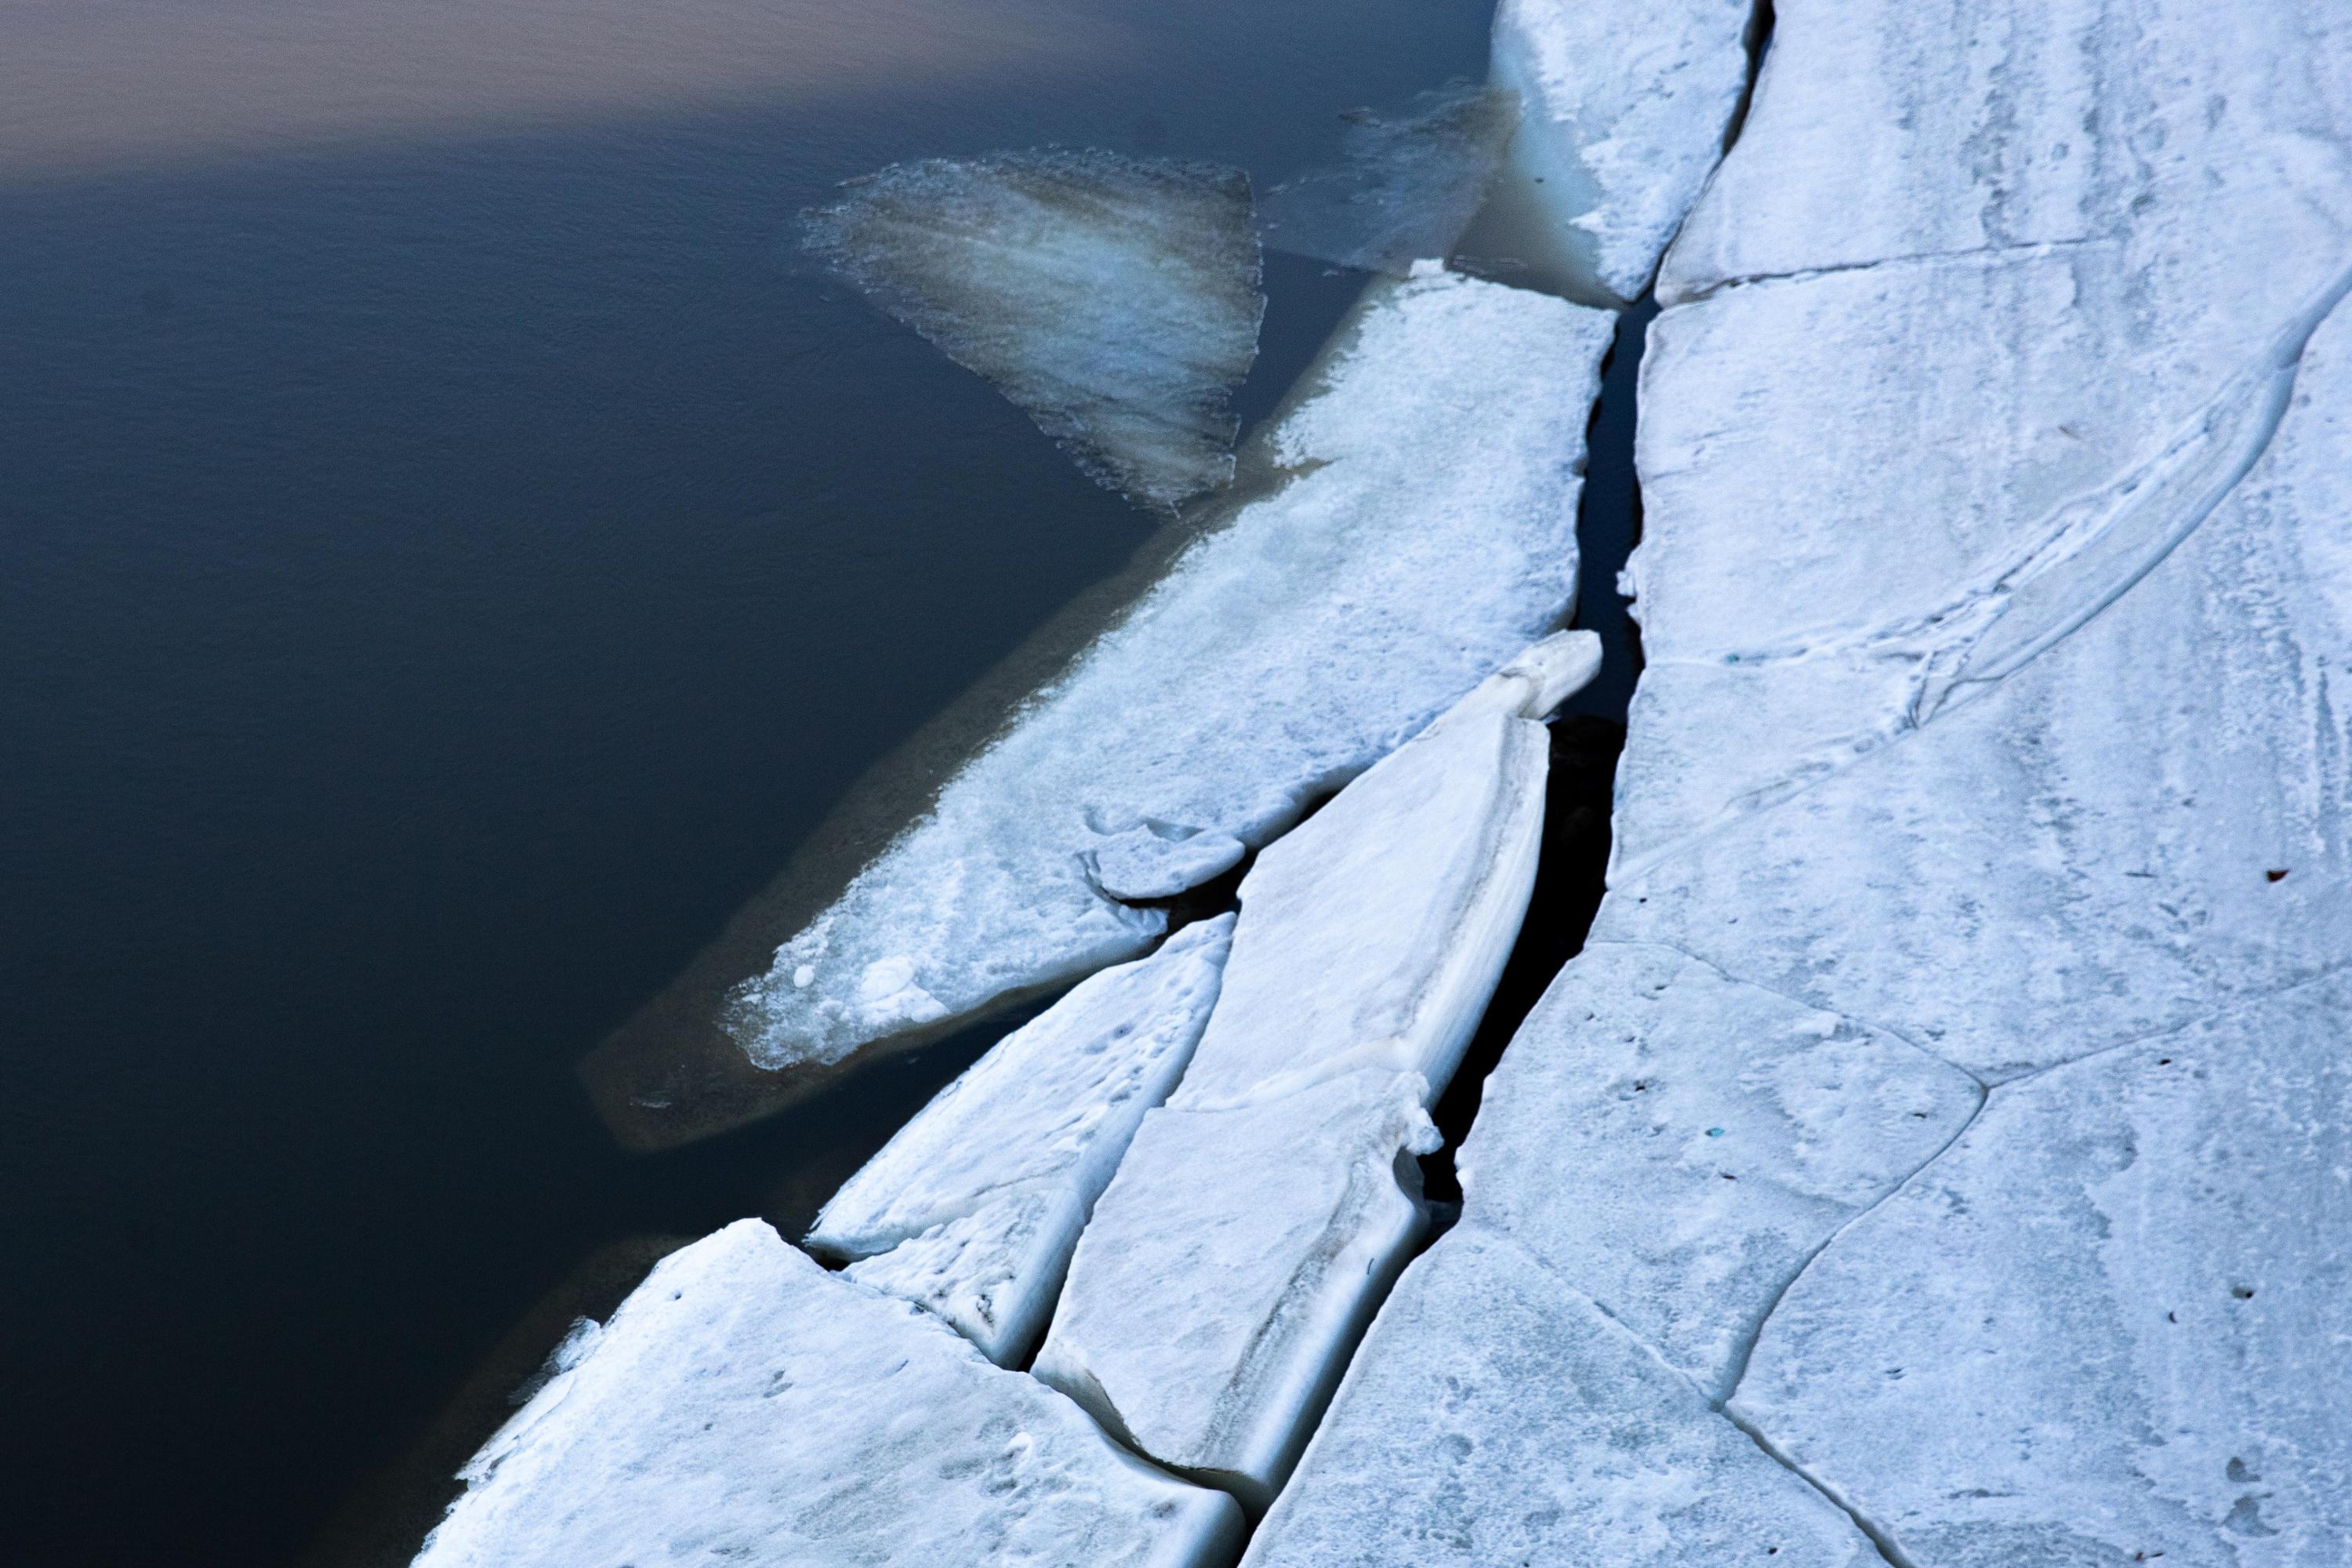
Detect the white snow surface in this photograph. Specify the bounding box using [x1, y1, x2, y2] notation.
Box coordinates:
[1171, 631, 1597, 1112]
[807, 916, 1232, 1363]
[1033, 1069, 1438, 1515]
[1458, 939, 1980, 1400]
[721, 271, 1613, 1076]
[412, 1221, 1241, 1568]
[1477, 0, 1753, 304]
[1733, 973, 2352, 1566]
[1242, 1229, 1880, 1568]
[801, 149, 1261, 513]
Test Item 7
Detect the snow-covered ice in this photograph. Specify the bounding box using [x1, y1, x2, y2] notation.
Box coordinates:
[1033, 1069, 1438, 1515]
[1242, 1229, 1881, 1567]
[1171, 631, 1599, 1112]
[806, 916, 1232, 1364]
[1033, 632, 1595, 1511]
[1469, 0, 1753, 305]
[1255, 83, 1515, 277]
[412, 1221, 1241, 1568]
[587, 269, 1613, 1145]
[1733, 973, 2352, 1566]
[802, 149, 1262, 513]
[1457, 939, 1980, 1399]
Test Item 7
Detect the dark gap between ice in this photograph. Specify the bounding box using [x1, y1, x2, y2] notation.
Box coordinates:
[1720, 0, 1778, 156]
[1420, 295, 1655, 1214]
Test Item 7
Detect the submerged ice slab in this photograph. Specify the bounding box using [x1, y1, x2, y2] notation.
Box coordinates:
[1733, 975, 2352, 1566]
[412, 1221, 1241, 1568]
[1171, 631, 1599, 1112]
[1244, 1229, 1880, 1568]
[1033, 1069, 1436, 1515]
[1460, 940, 1980, 1399]
[1468, 0, 1753, 304]
[807, 916, 1232, 1364]
[1256, 82, 1515, 277]
[803, 149, 1262, 513]
[588, 269, 1613, 1147]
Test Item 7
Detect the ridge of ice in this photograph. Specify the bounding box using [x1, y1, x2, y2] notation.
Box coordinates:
[807, 916, 1232, 1363]
[802, 149, 1262, 513]
[695, 271, 1613, 1093]
[412, 1221, 1241, 1568]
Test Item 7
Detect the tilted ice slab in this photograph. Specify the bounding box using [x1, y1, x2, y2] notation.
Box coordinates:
[1034, 633, 1596, 1510]
[1033, 1069, 1437, 1515]
[1171, 631, 1599, 1112]
[412, 1221, 1241, 1568]
[589, 270, 1611, 1143]
[805, 916, 1232, 1364]
[1255, 82, 1515, 278]
[1458, 940, 1980, 1400]
[1468, 0, 1753, 305]
[1733, 973, 2352, 1566]
[802, 149, 1262, 513]
[1243, 1229, 1881, 1568]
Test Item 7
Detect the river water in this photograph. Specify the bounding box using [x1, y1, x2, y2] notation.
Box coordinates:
[0, 2, 1499, 1561]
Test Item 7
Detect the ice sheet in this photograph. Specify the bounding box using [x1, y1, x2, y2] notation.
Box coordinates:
[694, 272, 1612, 1101]
[412, 1221, 1241, 1568]
[1243, 1229, 1880, 1567]
[1256, 83, 1515, 277]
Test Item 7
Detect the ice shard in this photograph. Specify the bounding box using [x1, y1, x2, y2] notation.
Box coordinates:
[1465, 0, 1754, 305]
[1243, 1231, 1881, 1568]
[587, 270, 1614, 1149]
[1033, 633, 1598, 1509]
[412, 1221, 1241, 1568]
[1255, 83, 1516, 277]
[802, 149, 1263, 513]
[805, 916, 1232, 1365]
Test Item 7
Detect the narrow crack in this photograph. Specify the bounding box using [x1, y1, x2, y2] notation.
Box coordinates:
[1719, 1404, 1924, 1568]
[1716, 0, 1777, 158]
[1666, 235, 2111, 306]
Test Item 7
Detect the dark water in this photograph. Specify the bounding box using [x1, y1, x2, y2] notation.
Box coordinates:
[0, 4, 1497, 1562]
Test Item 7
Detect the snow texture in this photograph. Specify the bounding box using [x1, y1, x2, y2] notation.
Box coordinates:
[1733, 973, 2352, 1566]
[1256, 82, 1515, 277]
[1243, 1229, 1880, 1568]
[801, 149, 1262, 513]
[1475, 0, 1753, 305]
[1458, 940, 1980, 1400]
[1033, 1069, 1438, 1515]
[1171, 631, 1599, 1112]
[720, 272, 1613, 1082]
[412, 1221, 1241, 1568]
[806, 916, 1232, 1364]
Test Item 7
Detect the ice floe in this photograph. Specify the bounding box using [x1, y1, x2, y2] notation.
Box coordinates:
[1033, 1068, 1438, 1515]
[806, 916, 1232, 1364]
[589, 268, 1613, 1145]
[1033, 631, 1597, 1510]
[1243, 1229, 1881, 1567]
[1458, 940, 1980, 1400]
[802, 149, 1262, 513]
[1467, 0, 1754, 304]
[413, 1221, 1241, 1568]
[1170, 631, 1598, 1112]
[1732, 973, 2352, 1565]
[1255, 82, 1515, 277]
